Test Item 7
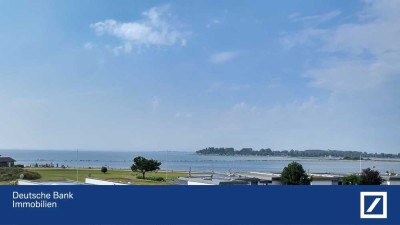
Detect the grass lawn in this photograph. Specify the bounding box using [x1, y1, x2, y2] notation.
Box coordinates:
[28, 168, 188, 185]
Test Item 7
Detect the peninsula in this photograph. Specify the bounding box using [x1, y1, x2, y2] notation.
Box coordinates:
[196, 147, 400, 159]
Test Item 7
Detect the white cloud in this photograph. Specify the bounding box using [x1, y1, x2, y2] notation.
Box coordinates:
[257, 1, 400, 152]
[305, 56, 399, 92]
[286, 2, 400, 55]
[322, 6, 400, 55]
[289, 10, 341, 24]
[83, 42, 95, 50]
[111, 42, 133, 55]
[288, 12, 301, 21]
[281, 28, 328, 49]
[209, 51, 238, 64]
[284, 1, 400, 93]
[90, 5, 187, 53]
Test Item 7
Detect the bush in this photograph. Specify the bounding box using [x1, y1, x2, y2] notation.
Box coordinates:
[0, 168, 41, 181]
[360, 168, 383, 185]
[14, 164, 25, 168]
[0, 168, 23, 181]
[101, 166, 108, 174]
[342, 174, 361, 185]
[136, 175, 165, 182]
[22, 170, 41, 180]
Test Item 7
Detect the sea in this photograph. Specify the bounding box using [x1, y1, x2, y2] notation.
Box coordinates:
[1, 150, 399, 174]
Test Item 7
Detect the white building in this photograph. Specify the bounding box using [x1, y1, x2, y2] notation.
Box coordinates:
[236, 172, 282, 185]
[18, 178, 129, 185]
[178, 176, 250, 185]
[18, 180, 84, 185]
[310, 176, 341, 185]
[177, 172, 281, 185]
[85, 177, 129, 185]
[382, 176, 400, 185]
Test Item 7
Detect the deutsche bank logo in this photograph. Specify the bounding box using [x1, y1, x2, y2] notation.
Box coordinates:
[360, 192, 387, 219]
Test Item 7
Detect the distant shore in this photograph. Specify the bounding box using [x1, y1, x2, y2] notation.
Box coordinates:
[195, 153, 400, 162]
[196, 148, 400, 160]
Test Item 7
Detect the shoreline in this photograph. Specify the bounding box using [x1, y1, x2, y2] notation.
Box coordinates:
[195, 154, 400, 162]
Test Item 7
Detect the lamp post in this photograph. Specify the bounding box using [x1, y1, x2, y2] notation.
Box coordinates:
[76, 149, 79, 182]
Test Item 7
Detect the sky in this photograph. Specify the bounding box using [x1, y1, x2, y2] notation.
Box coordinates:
[0, 0, 399, 153]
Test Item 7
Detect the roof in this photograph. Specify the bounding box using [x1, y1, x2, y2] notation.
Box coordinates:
[0, 157, 16, 163]
[311, 176, 341, 181]
[178, 176, 251, 185]
[236, 177, 261, 182]
[181, 177, 220, 185]
[18, 180, 87, 185]
[236, 172, 281, 181]
[219, 180, 250, 185]
[383, 176, 400, 181]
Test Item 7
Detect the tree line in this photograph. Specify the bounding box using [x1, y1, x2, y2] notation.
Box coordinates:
[196, 147, 400, 158]
[281, 162, 384, 185]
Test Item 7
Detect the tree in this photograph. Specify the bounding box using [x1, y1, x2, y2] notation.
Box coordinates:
[280, 161, 311, 185]
[101, 166, 108, 174]
[342, 174, 361, 185]
[131, 156, 161, 179]
[360, 168, 383, 185]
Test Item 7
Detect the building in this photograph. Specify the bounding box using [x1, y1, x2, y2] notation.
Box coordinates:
[177, 172, 351, 186]
[382, 176, 400, 185]
[180, 177, 251, 185]
[236, 172, 282, 185]
[85, 177, 129, 185]
[0, 157, 16, 167]
[177, 173, 251, 185]
[177, 172, 281, 185]
[18, 178, 130, 185]
[310, 176, 342, 185]
[18, 180, 85, 185]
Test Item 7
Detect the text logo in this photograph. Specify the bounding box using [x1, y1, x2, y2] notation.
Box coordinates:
[360, 192, 387, 219]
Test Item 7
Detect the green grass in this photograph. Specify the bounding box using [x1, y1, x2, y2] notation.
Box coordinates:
[27, 168, 188, 185]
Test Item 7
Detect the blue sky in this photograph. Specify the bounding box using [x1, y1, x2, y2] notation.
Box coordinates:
[0, 0, 399, 153]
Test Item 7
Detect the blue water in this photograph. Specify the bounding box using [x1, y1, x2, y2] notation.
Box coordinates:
[1, 150, 399, 174]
